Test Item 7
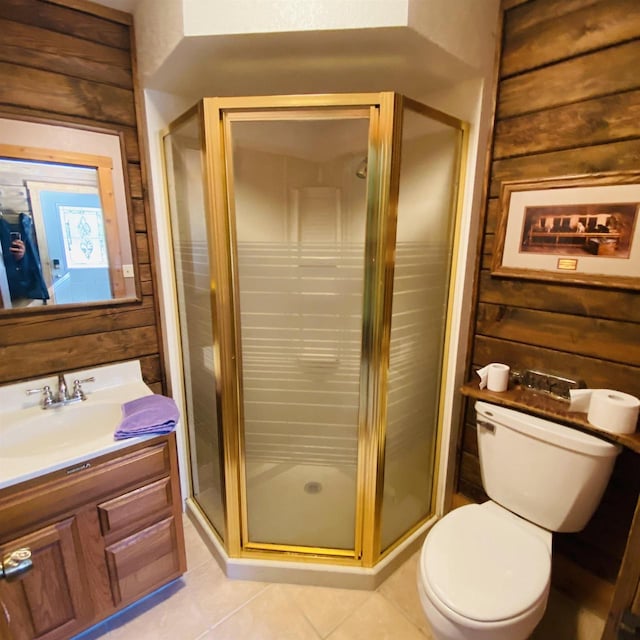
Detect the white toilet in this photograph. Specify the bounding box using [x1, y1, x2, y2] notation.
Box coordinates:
[418, 400, 621, 640]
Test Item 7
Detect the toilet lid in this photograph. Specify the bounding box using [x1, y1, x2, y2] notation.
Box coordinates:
[421, 505, 551, 622]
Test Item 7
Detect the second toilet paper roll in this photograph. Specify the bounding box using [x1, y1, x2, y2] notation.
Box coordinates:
[569, 388, 640, 434]
[477, 363, 510, 392]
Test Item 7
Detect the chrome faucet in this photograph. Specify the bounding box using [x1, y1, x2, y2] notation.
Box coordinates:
[57, 373, 69, 403]
[26, 373, 95, 409]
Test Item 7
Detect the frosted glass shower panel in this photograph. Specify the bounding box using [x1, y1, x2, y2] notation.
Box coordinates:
[164, 114, 226, 541]
[380, 108, 462, 550]
[229, 115, 370, 550]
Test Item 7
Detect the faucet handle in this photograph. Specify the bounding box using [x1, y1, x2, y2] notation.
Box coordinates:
[72, 377, 95, 400]
[26, 385, 54, 407]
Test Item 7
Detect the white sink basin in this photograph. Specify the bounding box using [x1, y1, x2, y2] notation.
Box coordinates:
[0, 362, 158, 490]
[2, 401, 124, 459]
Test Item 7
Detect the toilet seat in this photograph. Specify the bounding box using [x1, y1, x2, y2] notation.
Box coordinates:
[420, 504, 551, 623]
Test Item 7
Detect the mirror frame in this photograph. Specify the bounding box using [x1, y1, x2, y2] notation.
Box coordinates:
[0, 113, 141, 314]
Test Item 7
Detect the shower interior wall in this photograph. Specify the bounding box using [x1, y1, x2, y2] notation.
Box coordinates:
[229, 129, 460, 471]
[235, 146, 365, 474]
[234, 142, 366, 550]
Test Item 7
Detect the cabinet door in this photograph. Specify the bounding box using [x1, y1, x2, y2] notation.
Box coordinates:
[0, 517, 92, 640]
[105, 516, 182, 607]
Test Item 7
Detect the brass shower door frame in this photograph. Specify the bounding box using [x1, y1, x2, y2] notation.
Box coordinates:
[378, 96, 469, 561]
[197, 92, 467, 566]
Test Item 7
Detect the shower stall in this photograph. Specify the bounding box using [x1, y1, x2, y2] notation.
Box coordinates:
[163, 93, 466, 577]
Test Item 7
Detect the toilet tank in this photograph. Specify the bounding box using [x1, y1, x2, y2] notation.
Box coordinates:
[475, 401, 621, 533]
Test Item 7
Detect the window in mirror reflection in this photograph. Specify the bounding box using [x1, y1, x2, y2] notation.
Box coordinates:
[0, 116, 138, 311]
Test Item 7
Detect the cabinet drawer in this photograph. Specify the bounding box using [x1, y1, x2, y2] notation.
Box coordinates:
[104, 516, 182, 606]
[98, 477, 173, 537]
[0, 440, 171, 541]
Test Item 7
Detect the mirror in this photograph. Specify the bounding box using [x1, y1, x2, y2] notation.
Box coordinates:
[0, 116, 138, 311]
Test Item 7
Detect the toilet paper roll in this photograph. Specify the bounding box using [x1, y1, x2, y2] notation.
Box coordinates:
[569, 388, 639, 434]
[477, 363, 510, 392]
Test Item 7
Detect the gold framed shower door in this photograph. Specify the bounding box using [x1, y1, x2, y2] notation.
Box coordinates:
[173, 92, 467, 567]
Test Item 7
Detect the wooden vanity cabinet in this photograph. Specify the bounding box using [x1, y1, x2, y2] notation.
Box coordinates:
[0, 434, 186, 640]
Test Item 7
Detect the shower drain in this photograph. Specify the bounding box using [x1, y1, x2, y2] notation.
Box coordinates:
[304, 481, 323, 494]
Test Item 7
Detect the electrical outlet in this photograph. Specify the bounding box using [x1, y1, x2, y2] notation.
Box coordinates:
[122, 264, 134, 277]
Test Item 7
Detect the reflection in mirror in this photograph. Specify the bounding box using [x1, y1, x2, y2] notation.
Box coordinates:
[0, 117, 138, 311]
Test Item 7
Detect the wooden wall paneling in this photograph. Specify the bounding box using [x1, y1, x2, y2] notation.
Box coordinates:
[127, 164, 143, 198]
[0, 41, 134, 90]
[135, 233, 151, 265]
[501, 0, 640, 77]
[0, 0, 165, 392]
[552, 553, 615, 618]
[137, 263, 153, 283]
[556, 452, 640, 581]
[484, 198, 500, 233]
[574, 452, 640, 586]
[0, 0, 131, 49]
[132, 199, 147, 232]
[602, 497, 640, 636]
[139, 355, 163, 385]
[494, 90, 640, 158]
[0, 18, 131, 69]
[475, 303, 640, 367]
[478, 272, 640, 323]
[498, 40, 640, 119]
[462, 0, 640, 624]
[1, 326, 160, 384]
[471, 336, 640, 397]
[1, 62, 136, 126]
[503, 0, 601, 35]
[0, 299, 157, 347]
[140, 280, 154, 298]
[45, 0, 132, 24]
[489, 139, 640, 197]
[456, 465, 487, 504]
[121, 128, 141, 162]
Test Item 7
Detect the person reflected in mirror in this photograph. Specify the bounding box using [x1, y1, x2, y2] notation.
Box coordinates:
[0, 208, 49, 303]
[10, 236, 25, 261]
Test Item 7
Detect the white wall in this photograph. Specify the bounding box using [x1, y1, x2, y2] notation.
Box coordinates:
[142, 89, 197, 499]
[184, 0, 408, 36]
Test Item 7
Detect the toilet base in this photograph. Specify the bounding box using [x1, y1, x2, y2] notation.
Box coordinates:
[418, 575, 548, 640]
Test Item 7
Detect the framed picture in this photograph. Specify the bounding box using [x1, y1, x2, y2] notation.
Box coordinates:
[492, 171, 640, 290]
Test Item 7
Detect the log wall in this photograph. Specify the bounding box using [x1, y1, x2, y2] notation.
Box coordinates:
[459, 0, 640, 586]
[0, 0, 165, 392]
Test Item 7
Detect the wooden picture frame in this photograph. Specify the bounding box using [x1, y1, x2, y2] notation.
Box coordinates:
[492, 171, 640, 290]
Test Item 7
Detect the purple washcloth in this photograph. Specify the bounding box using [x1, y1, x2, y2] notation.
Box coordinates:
[114, 394, 180, 440]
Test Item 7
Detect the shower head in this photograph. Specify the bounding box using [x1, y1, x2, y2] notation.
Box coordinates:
[355, 156, 368, 179]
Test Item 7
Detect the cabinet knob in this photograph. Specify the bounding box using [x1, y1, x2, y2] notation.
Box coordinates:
[1, 548, 33, 580]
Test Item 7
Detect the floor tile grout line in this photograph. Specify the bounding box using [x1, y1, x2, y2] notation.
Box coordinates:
[377, 589, 432, 639]
[294, 588, 375, 639]
[197, 581, 275, 635]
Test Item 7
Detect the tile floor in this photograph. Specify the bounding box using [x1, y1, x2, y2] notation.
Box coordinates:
[74, 514, 605, 640]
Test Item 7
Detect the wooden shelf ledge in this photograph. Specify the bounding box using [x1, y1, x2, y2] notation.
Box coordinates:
[460, 382, 640, 454]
